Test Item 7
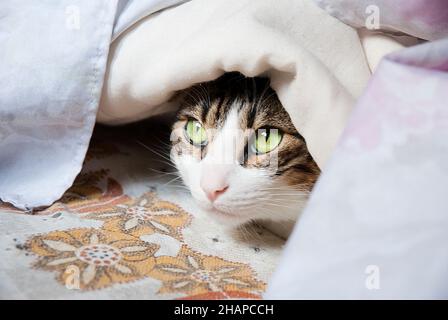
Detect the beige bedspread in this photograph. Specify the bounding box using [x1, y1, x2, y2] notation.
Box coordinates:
[0, 120, 283, 299]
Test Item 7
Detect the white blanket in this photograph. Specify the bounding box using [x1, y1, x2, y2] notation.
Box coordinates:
[0, 0, 118, 210]
[98, 0, 372, 168]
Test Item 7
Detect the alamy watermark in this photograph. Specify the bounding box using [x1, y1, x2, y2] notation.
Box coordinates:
[65, 265, 80, 290]
[65, 5, 81, 30]
[365, 5, 380, 30]
[365, 264, 380, 290]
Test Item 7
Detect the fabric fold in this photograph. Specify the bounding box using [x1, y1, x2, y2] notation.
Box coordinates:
[98, 0, 371, 169]
[0, 0, 118, 210]
[313, 0, 448, 41]
[266, 37, 448, 299]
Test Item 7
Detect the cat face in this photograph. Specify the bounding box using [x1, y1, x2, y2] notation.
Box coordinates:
[171, 74, 319, 226]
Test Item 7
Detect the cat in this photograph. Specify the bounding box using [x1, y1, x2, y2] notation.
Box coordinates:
[170, 73, 319, 237]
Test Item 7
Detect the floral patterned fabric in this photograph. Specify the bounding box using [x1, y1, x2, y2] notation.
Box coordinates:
[0, 123, 283, 299]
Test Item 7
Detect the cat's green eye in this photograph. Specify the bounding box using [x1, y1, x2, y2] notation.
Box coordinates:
[185, 120, 207, 146]
[252, 128, 283, 154]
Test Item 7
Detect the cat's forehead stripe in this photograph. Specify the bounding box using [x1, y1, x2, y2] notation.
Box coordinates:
[181, 75, 292, 130]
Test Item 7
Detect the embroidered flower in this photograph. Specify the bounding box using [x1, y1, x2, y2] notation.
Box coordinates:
[27, 228, 158, 290]
[84, 193, 191, 240]
[150, 245, 266, 296]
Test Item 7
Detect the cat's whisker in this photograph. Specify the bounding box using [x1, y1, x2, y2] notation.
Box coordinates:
[167, 187, 190, 191]
[158, 176, 183, 188]
[149, 162, 177, 172]
[260, 188, 310, 195]
[136, 140, 174, 163]
[153, 161, 178, 171]
[186, 85, 210, 109]
[142, 155, 178, 169]
[261, 193, 307, 197]
[237, 222, 265, 242]
[160, 186, 190, 193]
[142, 136, 171, 149]
[262, 202, 302, 210]
[260, 186, 307, 190]
[147, 167, 179, 176]
[152, 135, 174, 148]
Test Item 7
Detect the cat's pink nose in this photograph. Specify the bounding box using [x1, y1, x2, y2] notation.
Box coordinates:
[201, 181, 229, 202]
[200, 164, 232, 202]
[204, 185, 229, 202]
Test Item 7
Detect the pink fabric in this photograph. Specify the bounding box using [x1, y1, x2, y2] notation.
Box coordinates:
[314, 0, 448, 40]
[267, 5, 448, 299]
